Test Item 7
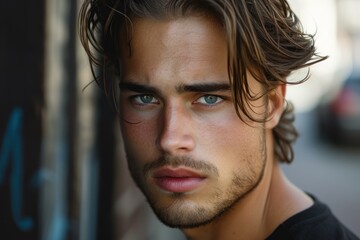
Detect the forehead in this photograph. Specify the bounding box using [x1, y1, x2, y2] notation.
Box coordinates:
[121, 16, 228, 85]
[126, 16, 226, 57]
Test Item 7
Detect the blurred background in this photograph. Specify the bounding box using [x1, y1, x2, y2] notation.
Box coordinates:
[0, 0, 359, 239]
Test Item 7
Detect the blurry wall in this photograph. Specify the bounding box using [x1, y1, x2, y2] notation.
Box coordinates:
[0, 1, 45, 239]
[0, 0, 121, 239]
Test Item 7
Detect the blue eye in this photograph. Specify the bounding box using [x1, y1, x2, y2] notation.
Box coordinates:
[197, 95, 223, 105]
[140, 95, 154, 103]
[132, 95, 159, 105]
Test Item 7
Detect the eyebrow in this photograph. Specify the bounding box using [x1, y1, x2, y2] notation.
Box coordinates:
[119, 82, 160, 95]
[120, 81, 230, 94]
[176, 83, 230, 93]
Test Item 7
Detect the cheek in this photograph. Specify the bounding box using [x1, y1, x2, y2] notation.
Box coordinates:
[197, 111, 262, 168]
[197, 109, 253, 148]
[120, 120, 158, 159]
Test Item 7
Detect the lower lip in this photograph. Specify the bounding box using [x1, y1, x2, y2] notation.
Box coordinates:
[154, 177, 205, 193]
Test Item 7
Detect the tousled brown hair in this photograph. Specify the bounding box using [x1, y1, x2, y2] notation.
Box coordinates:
[78, 0, 327, 163]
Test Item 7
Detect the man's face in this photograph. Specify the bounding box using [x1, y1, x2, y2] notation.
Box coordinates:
[119, 16, 268, 228]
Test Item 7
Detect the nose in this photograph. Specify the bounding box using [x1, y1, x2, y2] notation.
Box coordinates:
[157, 103, 195, 154]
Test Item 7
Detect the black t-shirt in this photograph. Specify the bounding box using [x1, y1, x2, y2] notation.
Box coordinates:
[266, 195, 359, 240]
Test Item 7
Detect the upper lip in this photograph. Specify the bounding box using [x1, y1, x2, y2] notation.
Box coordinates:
[153, 167, 205, 178]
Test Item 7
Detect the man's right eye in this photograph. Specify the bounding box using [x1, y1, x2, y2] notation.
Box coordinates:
[131, 94, 159, 105]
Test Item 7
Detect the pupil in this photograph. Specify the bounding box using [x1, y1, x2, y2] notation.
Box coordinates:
[205, 95, 217, 104]
[141, 95, 152, 103]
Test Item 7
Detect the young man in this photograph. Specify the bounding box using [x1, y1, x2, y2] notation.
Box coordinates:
[79, 0, 359, 239]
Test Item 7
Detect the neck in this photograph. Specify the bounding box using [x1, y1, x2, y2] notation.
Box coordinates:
[181, 131, 313, 240]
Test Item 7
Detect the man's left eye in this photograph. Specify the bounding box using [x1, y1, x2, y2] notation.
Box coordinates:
[196, 95, 223, 105]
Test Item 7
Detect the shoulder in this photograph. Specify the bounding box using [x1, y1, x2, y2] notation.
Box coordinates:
[266, 194, 359, 240]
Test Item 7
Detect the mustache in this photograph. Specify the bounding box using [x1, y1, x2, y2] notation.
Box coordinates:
[143, 155, 219, 178]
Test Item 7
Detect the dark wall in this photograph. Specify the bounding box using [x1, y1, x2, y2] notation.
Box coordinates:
[0, 0, 45, 239]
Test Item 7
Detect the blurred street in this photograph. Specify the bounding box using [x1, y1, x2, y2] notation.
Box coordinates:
[283, 111, 360, 236]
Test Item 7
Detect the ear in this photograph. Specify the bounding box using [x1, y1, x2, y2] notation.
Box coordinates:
[265, 84, 286, 129]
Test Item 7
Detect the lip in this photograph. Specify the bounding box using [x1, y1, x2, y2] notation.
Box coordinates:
[153, 168, 206, 193]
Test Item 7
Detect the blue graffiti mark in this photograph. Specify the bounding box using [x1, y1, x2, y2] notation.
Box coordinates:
[30, 168, 55, 189]
[0, 107, 33, 231]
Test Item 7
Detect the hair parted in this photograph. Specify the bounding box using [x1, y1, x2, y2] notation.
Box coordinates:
[78, 0, 327, 163]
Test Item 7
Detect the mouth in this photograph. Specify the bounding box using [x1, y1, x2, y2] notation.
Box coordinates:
[153, 168, 206, 193]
